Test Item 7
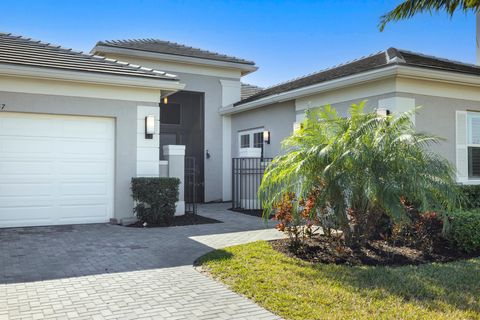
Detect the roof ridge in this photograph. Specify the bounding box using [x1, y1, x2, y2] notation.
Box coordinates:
[241, 82, 263, 89]
[96, 38, 255, 64]
[385, 47, 406, 64]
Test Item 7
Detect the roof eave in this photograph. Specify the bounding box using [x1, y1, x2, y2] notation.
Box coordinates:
[221, 64, 480, 115]
[220, 65, 399, 115]
[0, 63, 185, 91]
[92, 45, 258, 75]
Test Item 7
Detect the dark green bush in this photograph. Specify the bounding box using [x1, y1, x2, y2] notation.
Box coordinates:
[445, 210, 480, 253]
[458, 185, 480, 209]
[131, 177, 180, 225]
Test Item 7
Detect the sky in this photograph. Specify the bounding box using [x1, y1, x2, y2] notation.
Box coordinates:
[0, 0, 476, 87]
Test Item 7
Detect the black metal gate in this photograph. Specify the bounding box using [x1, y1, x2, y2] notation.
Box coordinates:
[232, 157, 272, 210]
[185, 156, 197, 214]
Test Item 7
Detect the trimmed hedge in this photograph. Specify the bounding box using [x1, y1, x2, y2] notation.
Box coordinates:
[459, 185, 480, 209]
[131, 177, 180, 225]
[445, 210, 480, 253]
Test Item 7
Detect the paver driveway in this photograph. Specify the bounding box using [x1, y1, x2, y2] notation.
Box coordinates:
[0, 204, 283, 319]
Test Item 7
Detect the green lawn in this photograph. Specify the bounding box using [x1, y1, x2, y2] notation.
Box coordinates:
[197, 241, 480, 320]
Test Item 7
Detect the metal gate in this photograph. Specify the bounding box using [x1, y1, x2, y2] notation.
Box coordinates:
[185, 156, 197, 214]
[232, 157, 272, 210]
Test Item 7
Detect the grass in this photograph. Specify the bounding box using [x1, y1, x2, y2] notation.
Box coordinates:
[197, 241, 480, 320]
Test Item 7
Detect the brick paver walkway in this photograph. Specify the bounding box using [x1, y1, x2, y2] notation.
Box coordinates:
[0, 204, 283, 319]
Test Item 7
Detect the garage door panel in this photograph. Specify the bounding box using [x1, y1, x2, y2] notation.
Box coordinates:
[0, 117, 60, 137]
[0, 161, 54, 175]
[0, 183, 54, 196]
[62, 119, 113, 139]
[0, 206, 55, 227]
[60, 182, 108, 196]
[0, 138, 55, 155]
[62, 140, 112, 156]
[58, 204, 108, 220]
[0, 196, 55, 207]
[0, 112, 115, 228]
[59, 161, 109, 175]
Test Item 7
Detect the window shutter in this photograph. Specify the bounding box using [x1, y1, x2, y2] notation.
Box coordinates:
[456, 111, 468, 182]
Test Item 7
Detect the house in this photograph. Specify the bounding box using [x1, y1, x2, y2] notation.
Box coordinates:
[1, 28, 480, 228]
[224, 49, 480, 189]
[0, 32, 260, 227]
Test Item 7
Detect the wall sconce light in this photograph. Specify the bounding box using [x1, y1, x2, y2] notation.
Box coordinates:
[145, 115, 155, 139]
[163, 96, 168, 105]
[263, 130, 271, 144]
[376, 108, 391, 116]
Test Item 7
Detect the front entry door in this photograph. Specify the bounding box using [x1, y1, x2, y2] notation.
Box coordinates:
[160, 91, 205, 202]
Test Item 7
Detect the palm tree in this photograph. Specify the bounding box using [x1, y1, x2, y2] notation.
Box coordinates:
[258, 102, 461, 248]
[379, 0, 480, 31]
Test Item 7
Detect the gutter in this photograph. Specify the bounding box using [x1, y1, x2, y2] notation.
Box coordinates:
[0, 63, 186, 91]
[219, 65, 398, 115]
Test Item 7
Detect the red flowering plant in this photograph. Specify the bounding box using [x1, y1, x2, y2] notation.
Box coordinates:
[390, 197, 445, 252]
[273, 191, 321, 250]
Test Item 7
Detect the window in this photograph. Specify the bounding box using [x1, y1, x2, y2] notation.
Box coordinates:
[239, 129, 264, 149]
[160, 103, 181, 125]
[240, 134, 250, 148]
[253, 132, 263, 148]
[468, 112, 480, 178]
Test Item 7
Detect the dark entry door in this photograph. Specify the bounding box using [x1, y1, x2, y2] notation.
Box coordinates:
[160, 91, 205, 202]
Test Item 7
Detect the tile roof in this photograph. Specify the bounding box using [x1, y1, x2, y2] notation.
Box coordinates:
[0, 32, 178, 81]
[95, 39, 256, 66]
[235, 47, 480, 106]
[241, 83, 263, 100]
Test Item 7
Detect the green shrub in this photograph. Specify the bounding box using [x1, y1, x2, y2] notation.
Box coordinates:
[131, 177, 180, 225]
[259, 102, 460, 248]
[459, 185, 480, 209]
[445, 210, 480, 253]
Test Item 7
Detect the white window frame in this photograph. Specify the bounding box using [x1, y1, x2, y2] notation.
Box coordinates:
[238, 127, 264, 151]
[467, 112, 480, 181]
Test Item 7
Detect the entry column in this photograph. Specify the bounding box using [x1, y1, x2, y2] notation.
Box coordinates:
[163, 145, 186, 216]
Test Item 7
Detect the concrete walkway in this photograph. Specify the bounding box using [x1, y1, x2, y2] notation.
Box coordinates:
[0, 204, 283, 320]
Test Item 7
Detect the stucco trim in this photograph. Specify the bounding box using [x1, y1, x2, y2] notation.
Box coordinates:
[0, 63, 185, 91]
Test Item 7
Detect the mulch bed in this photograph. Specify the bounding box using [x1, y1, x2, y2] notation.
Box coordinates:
[127, 213, 221, 228]
[270, 235, 479, 266]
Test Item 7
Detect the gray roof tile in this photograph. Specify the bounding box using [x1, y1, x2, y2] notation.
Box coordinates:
[0, 32, 178, 81]
[95, 39, 255, 65]
[235, 47, 480, 106]
[241, 83, 263, 100]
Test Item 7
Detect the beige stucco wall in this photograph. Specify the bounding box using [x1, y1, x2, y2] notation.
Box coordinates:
[0, 90, 157, 220]
[402, 93, 480, 166]
[231, 100, 296, 158]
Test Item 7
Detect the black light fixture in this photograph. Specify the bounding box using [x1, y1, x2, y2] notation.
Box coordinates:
[145, 115, 155, 139]
[377, 108, 391, 116]
[263, 130, 271, 144]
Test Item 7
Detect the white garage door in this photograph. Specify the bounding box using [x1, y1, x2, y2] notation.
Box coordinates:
[0, 112, 115, 228]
